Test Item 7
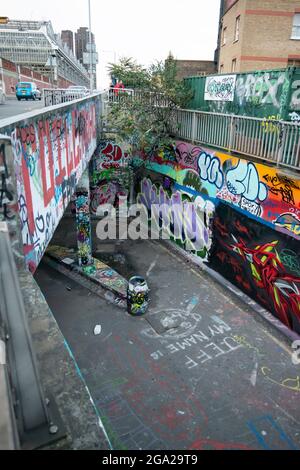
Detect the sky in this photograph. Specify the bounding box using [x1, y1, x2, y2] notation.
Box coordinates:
[3, 0, 221, 88]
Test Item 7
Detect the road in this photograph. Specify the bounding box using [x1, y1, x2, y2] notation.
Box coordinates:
[35, 226, 300, 450]
[0, 97, 44, 120]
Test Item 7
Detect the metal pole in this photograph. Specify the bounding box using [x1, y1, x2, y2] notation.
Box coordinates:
[88, 0, 93, 92]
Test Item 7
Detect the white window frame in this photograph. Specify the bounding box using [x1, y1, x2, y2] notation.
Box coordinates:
[231, 58, 237, 73]
[291, 13, 300, 39]
[234, 16, 240, 42]
[222, 26, 227, 46]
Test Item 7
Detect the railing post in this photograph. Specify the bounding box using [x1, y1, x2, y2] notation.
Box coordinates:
[276, 121, 287, 167]
[191, 112, 197, 143]
[228, 115, 235, 153]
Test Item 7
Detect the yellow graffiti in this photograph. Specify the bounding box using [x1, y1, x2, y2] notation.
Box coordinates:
[232, 335, 260, 354]
[261, 115, 281, 134]
[94, 259, 108, 270]
[261, 367, 300, 392]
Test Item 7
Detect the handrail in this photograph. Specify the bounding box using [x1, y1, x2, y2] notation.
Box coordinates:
[0, 339, 19, 450]
[105, 90, 300, 170]
[170, 109, 300, 169]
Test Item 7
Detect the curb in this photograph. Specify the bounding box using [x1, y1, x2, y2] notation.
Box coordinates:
[43, 255, 127, 310]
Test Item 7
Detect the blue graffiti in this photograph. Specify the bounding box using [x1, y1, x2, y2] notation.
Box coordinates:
[247, 415, 298, 450]
[226, 161, 268, 202]
[198, 152, 224, 189]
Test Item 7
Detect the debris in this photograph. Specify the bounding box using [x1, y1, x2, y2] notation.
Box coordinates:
[66, 286, 72, 291]
[105, 291, 116, 303]
[94, 325, 102, 336]
[62, 258, 75, 265]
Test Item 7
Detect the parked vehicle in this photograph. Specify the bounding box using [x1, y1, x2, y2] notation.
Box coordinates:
[35, 88, 42, 101]
[16, 82, 42, 101]
[65, 86, 89, 99]
[0, 82, 6, 105]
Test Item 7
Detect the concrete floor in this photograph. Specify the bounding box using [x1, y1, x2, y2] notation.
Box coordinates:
[35, 232, 300, 451]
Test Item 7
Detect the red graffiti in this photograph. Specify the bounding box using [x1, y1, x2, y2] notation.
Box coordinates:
[102, 142, 123, 162]
[189, 439, 252, 450]
[214, 217, 229, 237]
[38, 120, 55, 207]
[230, 238, 300, 330]
[53, 118, 66, 186]
[234, 220, 251, 237]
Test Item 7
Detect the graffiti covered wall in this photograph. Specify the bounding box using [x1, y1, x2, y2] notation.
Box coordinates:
[136, 140, 300, 333]
[138, 171, 215, 259]
[209, 203, 300, 335]
[186, 68, 298, 121]
[3, 100, 97, 272]
[143, 141, 300, 242]
[90, 141, 132, 214]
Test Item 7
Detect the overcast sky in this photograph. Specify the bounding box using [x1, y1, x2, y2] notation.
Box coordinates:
[4, 0, 220, 87]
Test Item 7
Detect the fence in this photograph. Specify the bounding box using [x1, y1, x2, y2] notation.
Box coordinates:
[108, 88, 173, 108]
[171, 109, 300, 170]
[43, 88, 92, 107]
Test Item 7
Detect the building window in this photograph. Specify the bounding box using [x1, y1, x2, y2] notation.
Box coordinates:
[231, 59, 237, 73]
[222, 27, 227, 45]
[234, 16, 240, 42]
[291, 13, 300, 39]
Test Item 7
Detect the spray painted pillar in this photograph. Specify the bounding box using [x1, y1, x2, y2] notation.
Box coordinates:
[75, 169, 93, 267]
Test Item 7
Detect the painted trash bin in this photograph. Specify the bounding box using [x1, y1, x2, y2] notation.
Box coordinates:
[127, 276, 149, 316]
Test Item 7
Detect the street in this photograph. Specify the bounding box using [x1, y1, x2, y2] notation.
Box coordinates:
[35, 220, 300, 450]
[0, 96, 44, 120]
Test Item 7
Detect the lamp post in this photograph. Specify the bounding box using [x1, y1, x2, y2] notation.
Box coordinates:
[88, 0, 93, 92]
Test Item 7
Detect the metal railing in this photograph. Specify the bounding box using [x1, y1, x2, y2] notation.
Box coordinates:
[105, 89, 300, 169]
[43, 88, 92, 107]
[171, 109, 300, 170]
[108, 88, 173, 107]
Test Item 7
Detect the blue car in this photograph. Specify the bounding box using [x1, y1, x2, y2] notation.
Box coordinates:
[16, 82, 42, 101]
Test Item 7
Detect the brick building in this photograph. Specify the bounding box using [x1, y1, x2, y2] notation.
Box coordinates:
[218, 0, 300, 73]
[61, 30, 74, 54]
[174, 60, 217, 80]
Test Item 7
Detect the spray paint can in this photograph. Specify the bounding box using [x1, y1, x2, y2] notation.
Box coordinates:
[127, 276, 149, 316]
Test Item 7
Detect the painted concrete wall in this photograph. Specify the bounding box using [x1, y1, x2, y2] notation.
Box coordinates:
[135, 140, 300, 334]
[185, 68, 300, 122]
[90, 141, 132, 214]
[0, 97, 99, 272]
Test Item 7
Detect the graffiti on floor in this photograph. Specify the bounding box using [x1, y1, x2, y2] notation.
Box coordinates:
[261, 367, 300, 393]
[10, 101, 97, 272]
[247, 415, 298, 450]
[143, 141, 300, 240]
[145, 312, 244, 370]
[209, 203, 300, 334]
[83, 260, 128, 297]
